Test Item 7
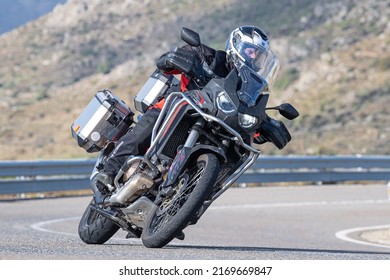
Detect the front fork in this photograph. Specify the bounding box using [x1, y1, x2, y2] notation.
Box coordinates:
[152, 118, 206, 205]
[163, 118, 206, 187]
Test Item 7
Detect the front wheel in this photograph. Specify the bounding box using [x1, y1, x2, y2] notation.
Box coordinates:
[141, 153, 220, 248]
[78, 200, 120, 244]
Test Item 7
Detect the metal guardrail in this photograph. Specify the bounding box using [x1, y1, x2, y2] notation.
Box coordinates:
[0, 159, 95, 195]
[236, 155, 390, 184]
[1, 155, 390, 195]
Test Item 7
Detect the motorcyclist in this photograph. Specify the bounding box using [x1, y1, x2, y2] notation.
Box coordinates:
[96, 25, 272, 190]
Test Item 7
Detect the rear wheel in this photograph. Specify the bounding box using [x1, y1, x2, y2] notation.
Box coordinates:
[141, 153, 220, 248]
[78, 200, 120, 244]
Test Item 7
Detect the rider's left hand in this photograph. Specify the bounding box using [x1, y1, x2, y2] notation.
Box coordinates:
[157, 47, 205, 84]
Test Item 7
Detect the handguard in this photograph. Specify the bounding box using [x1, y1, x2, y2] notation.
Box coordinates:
[159, 47, 205, 83]
[254, 117, 291, 150]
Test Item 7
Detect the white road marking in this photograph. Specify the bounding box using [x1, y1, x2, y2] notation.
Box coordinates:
[30, 199, 390, 248]
[335, 225, 390, 250]
[31, 217, 79, 236]
[31, 216, 143, 244]
[209, 199, 389, 210]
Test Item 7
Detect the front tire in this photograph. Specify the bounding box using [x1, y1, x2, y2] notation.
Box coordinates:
[78, 200, 120, 244]
[141, 153, 220, 248]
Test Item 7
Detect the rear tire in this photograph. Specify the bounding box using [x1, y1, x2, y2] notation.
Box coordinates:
[141, 153, 220, 248]
[78, 200, 120, 244]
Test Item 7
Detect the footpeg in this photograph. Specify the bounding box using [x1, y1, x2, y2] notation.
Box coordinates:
[175, 230, 185, 240]
[126, 232, 138, 239]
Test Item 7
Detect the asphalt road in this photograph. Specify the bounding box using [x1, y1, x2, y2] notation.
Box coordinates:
[1, 184, 390, 260]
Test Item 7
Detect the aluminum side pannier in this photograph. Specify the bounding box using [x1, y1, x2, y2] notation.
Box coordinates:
[71, 90, 134, 153]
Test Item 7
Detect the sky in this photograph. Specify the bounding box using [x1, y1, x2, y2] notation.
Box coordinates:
[0, 0, 66, 34]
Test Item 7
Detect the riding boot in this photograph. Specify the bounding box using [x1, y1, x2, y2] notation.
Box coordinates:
[103, 108, 161, 174]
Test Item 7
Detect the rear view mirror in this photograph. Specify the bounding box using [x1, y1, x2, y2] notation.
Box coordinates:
[267, 103, 300, 120]
[181, 27, 201, 47]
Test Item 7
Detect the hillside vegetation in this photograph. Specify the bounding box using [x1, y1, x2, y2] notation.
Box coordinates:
[0, 0, 389, 160]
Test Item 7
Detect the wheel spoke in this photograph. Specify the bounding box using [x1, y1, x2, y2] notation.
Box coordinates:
[150, 163, 205, 234]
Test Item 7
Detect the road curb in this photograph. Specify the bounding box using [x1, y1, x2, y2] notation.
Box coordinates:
[360, 228, 390, 246]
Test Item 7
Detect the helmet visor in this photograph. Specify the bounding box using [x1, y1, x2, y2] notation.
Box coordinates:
[257, 50, 280, 87]
[234, 41, 268, 71]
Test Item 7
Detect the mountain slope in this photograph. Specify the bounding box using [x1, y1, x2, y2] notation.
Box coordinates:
[0, 0, 389, 160]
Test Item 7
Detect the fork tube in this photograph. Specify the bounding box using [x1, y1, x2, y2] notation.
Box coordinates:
[184, 118, 205, 148]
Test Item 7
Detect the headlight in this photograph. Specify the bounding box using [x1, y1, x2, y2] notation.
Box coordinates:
[238, 113, 258, 129]
[216, 91, 236, 114]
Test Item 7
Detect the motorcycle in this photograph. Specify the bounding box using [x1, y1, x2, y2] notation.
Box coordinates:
[71, 28, 299, 248]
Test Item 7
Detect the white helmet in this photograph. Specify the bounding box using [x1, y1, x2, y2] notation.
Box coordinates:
[226, 26, 270, 71]
[226, 26, 279, 86]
